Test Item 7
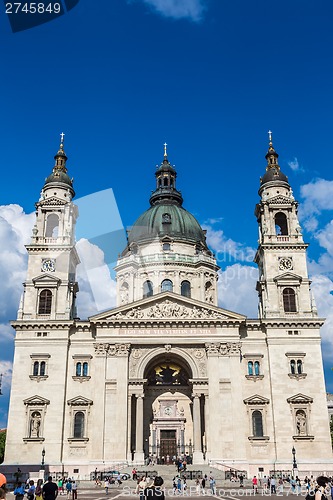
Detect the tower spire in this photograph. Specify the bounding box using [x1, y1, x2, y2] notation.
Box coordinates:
[164, 142, 168, 159]
[265, 129, 280, 170]
[54, 132, 68, 172]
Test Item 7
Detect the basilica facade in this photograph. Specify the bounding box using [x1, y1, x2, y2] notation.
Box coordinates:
[4, 137, 333, 477]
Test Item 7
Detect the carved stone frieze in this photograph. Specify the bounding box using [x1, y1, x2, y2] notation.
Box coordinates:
[93, 343, 131, 357]
[111, 299, 228, 321]
[205, 342, 242, 357]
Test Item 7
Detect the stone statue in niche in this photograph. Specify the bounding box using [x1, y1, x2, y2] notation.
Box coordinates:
[30, 411, 41, 438]
[296, 410, 307, 435]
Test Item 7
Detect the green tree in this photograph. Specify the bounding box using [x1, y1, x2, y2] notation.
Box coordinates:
[0, 431, 6, 464]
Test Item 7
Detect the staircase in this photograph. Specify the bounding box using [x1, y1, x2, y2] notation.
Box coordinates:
[120, 464, 247, 488]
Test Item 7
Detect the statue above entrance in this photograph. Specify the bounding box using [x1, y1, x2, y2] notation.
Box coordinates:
[147, 363, 189, 385]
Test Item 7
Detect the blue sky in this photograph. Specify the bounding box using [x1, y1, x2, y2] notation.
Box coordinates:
[1, 0, 333, 427]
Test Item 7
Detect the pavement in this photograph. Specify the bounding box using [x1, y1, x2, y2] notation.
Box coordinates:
[68, 482, 309, 499]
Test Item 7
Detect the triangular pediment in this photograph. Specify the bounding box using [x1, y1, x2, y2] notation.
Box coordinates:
[287, 393, 313, 404]
[32, 274, 61, 285]
[24, 395, 50, 406]
[38, 196, 68, 207]
[273, 272, 302, 283]
[90, 291, 246, 323]
[244, 394, 270, 405]
[267, 195, 293, 205]
[67, 396, 93, 406]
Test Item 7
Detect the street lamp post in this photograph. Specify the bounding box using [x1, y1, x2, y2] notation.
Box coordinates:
[41, 448, 45, 470]
[292, 447, 297, 478]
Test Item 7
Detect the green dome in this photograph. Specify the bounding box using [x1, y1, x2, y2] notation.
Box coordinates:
[45, 170, 73, 187]
[127, 203, 208, 247]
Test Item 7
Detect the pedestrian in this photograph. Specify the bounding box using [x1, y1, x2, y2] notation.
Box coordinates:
[239, 475, 244, 488]
[177, 477, 181, 492]
[65, 481, 72, 500]
[209, 477, 216, 495]
[144, 476, 165, 500]
[27, 480, 36, 500]
[136, 477, 146, 500]
[270, 476, 276, 494]
[201, 476, 206, 491]
[262, 476, 268, 492]
[14, 482, 25, 500]
[71, 481, 77, 500]
[314, 476, 330, 500]
[195, 478, 200, 495]
[35, 480, 43, 500]
[0, 474, 7, 500]
[172, 477, 177, 495]
[57, 479, 63, 496]
[42, 476, 59, 500]
[104, 478, 110, 496]
[252, 476, 258, 494]
[132, 468, 137, 481]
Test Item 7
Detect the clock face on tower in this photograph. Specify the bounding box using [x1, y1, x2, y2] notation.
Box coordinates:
[279, 257, 293, 271]
[42, 259, 56, 272]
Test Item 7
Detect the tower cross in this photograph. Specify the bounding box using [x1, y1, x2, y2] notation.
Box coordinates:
[60, 132, 65, 144]
[164, 142, 167, 157]
[268, 130, 272, 143]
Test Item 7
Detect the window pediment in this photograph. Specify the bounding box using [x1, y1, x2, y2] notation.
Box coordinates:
[244, 395, 269, 405]
[287, 393, 313, 404]
[273, 272, 302, 284]
[67, 396, 93, 406]
[32, 274, 61, 287]
[24, 395, 50, 406]
[39, 196, 68, 206]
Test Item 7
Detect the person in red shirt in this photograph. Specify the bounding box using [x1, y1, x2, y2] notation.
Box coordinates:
[252, 476, 258, 493]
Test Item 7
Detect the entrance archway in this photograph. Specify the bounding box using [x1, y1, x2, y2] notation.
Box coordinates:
[129, 350, 206, 465]
[143, 354, 193, 463]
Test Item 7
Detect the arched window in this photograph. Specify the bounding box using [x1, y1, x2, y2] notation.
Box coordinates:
[252, 410, 263, 437]
[45, 214, 59, 237]
[38, 289, 52, 315]
[76, 362, 82, 377]
[164, 177, 168, 187]
[163, 242, 171, 251]
[143, 280, 153, 299]
[290, 359, 296, 374]
[73, 411, 85, 438]
[161, 279, 173, 293]
[254, 361, 260, 376]
[181, 281, 191, 298]
[248, 361, 253, 376]
[275, 212, 288, 235]
[40, 361, 46, 376]
[33, 361, 39, 376]
[297, 359, 303, 374]
[83, 362, 88, 377]
[283, 288, 297, 312]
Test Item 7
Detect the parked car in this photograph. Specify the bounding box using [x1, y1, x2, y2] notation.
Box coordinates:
[106, 471, 130, 481]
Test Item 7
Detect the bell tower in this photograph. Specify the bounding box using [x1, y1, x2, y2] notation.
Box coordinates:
[254, 132, 316, 319]
[18, 134, 80, 321]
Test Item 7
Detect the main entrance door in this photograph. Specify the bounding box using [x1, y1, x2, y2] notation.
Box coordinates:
[160, 430, 177, 458]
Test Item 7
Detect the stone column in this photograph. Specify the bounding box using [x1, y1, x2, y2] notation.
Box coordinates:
[134, 394, 145, 464]
[127, 394, 132, 462]
[192, 393, 204, 464]
[204, 394, 210, 461]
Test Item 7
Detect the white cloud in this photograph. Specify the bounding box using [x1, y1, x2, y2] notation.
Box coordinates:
[204, 225, 256, 263]
[0, 360, 13, 392]
[0, 323, 15, 343]
[140, 0, 206, 21]
[299, 179, 333, 229]
[76, 239, 117, 318]
[311, 274, 333, 360]
[0, 205, 34, 320]
[217, 265, 258, 317]
[288, 157, 303, 173]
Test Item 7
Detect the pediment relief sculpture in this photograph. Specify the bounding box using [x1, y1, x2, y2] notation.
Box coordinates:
[106, 299, 230, 321]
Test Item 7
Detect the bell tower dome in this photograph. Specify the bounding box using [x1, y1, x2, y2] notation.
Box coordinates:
[254, 132, 316, 319]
